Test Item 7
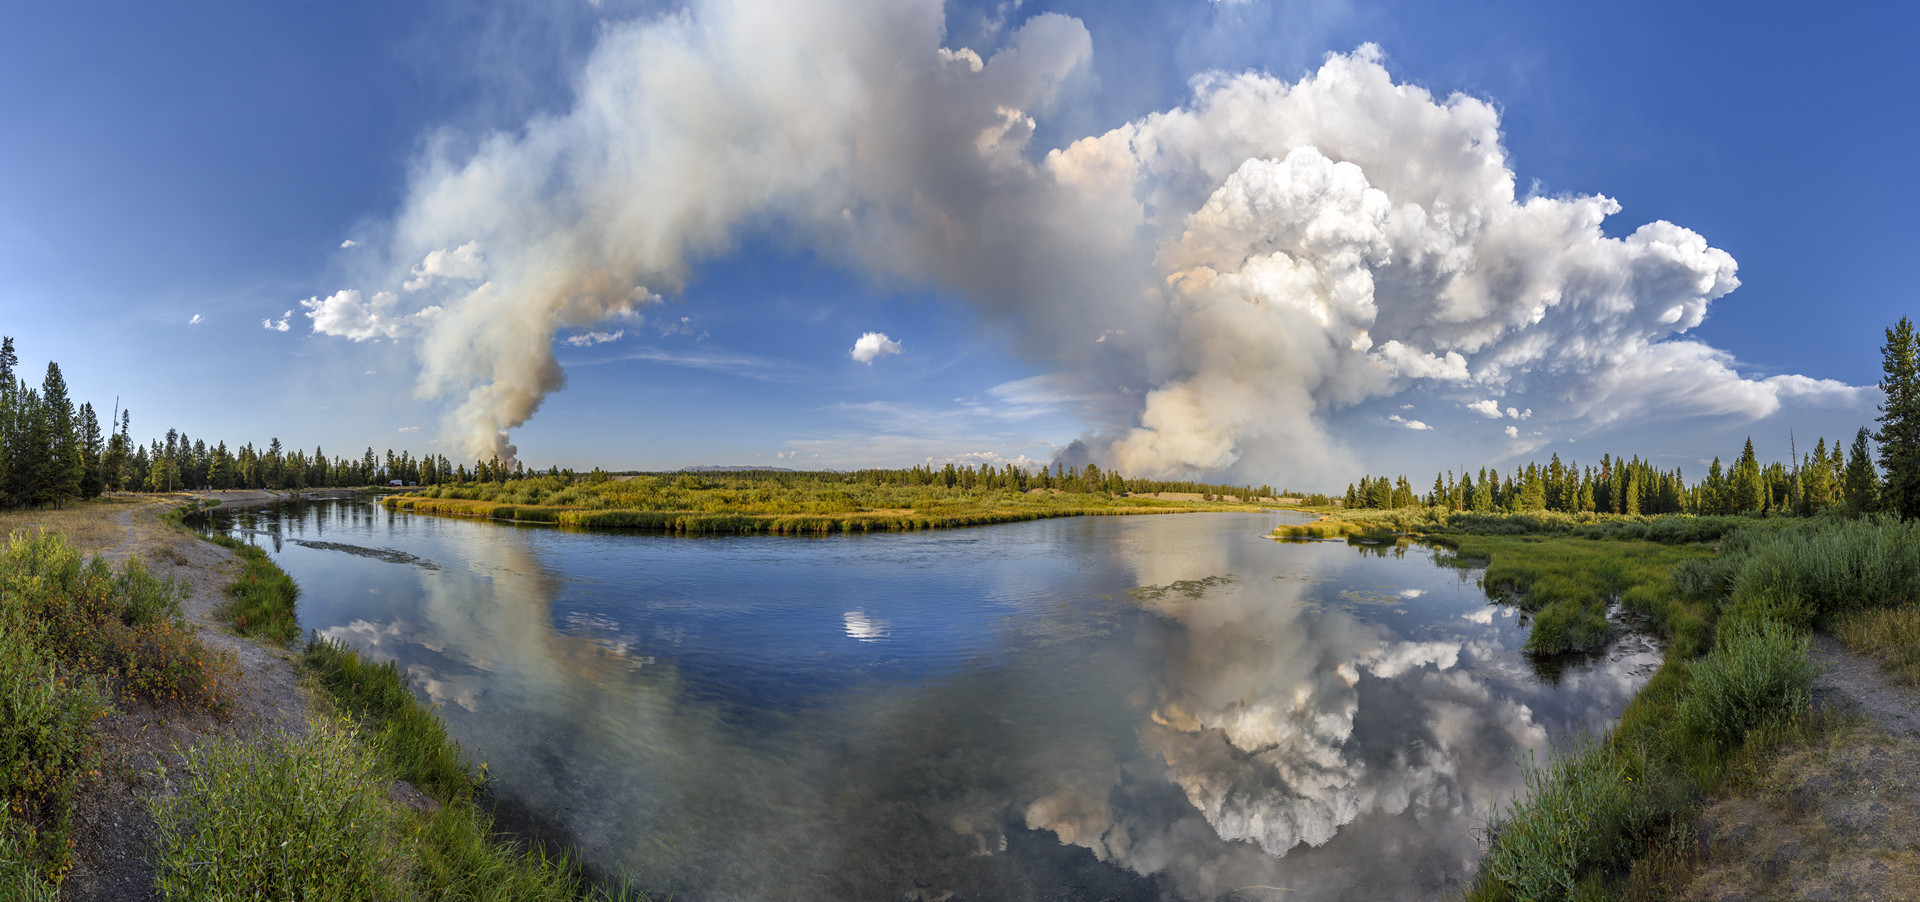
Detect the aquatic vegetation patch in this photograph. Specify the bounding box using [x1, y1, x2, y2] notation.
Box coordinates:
[208, 533, 302, 646]
[298, 635, 638, 900]
[304, 634, 474, 804]
[388, 474, 1259, 535]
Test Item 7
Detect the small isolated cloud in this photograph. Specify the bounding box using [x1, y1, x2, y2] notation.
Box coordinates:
[850, 331, 902, 364]
[562, 329, 624, 347]
[1505, 425, 1520, 438]
[1466, 400, 1503, 419]
[188, 314, 202, 325]
[398, 426, 423, 433]
[262, 310, 292, 332]
[1506, 407, 1532, 420]
[303, 290, 438, 341]
[403, 241, 486, 292]
[340, 239, 359, 248]
[1387, 415, 1432, 431]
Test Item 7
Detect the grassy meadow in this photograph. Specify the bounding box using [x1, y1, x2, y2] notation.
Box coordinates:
[387, 470, 1266, 533]
[1284, 508, 1920, 899]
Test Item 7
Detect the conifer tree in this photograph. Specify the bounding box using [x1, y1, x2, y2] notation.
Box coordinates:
[1803, 437, 1832, 514]
[77, 402, 103, 499]
[1730, 437, 1764, 513]
[37, 363, 81, 505]
[1845, 427, 1880, 515]
[1876, 315, 1920, 519]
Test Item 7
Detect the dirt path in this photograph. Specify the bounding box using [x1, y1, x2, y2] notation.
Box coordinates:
[29, 497, 322, 902]
[1811, 633, 1920, 736]
[1675, 635, 1920, 900]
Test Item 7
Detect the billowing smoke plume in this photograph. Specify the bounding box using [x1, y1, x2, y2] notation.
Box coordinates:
[307, 0, 1856, 474]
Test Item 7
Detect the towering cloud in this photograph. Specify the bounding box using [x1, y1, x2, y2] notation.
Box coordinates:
[308, 0, 1857, 474]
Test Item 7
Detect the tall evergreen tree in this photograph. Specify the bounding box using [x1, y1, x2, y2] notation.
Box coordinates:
[77, 402, 104, 499]
[1876, 315, 1920, 518]
[1845, 427, 1880, 515]
[1730, 437, 1764, 514]
[37, 363, 81, 505]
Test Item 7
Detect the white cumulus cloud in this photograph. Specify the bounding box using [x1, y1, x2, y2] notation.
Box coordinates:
[850, 331, 903, 364]
[1388, 415, 1432, 431]
[188, 314, 202, 325]
[302, 290, 437, 342]
[262, 310, 291, 332]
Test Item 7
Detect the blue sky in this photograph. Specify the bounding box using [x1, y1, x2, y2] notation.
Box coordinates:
[2, 0, 1913, 487]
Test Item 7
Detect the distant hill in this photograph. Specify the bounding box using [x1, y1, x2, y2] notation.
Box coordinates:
[678, 465, 799, 473]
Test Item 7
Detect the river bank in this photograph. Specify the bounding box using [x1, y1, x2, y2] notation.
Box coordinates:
[0, 495, 632, 900]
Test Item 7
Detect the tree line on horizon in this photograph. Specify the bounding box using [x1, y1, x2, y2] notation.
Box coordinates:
[0, 336, 570, 507]
[1342, 316, 1920, 521]
[5, 317, 1915, 515]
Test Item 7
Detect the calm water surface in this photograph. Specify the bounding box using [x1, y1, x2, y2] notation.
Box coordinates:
[199, 501, 1659, 901]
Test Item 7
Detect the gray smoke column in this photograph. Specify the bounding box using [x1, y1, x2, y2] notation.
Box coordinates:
[305, 0, 1854, 476]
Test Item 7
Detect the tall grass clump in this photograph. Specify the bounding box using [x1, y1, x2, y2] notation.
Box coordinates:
[1715, 514, 1920, 623]
[149, 718, 412, 900]
[1674, 620, 1816, 768]
[304, 634, 473, 803]
[1481, 736, 1651, 901]
[216, 537, 301, 645]
[0, 817, 58, 902]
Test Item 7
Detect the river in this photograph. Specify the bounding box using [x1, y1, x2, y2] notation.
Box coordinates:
[197, 500, 1659, 901]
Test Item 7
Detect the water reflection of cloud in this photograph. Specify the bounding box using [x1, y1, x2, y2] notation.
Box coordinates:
[1010, 568, 1561, 900]
[843, 611, 891, 641]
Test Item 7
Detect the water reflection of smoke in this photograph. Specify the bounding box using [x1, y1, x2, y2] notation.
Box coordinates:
[1014, 572, 1556, 900]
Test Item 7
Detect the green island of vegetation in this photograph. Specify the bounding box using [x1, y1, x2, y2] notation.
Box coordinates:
[382, 465, 1285, 533]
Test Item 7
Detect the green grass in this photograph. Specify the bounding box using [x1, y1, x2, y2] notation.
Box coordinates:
[150, 717, 412, 900]
[387, 473, 1259, 534]
[208, 533, 302, 646]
